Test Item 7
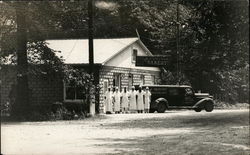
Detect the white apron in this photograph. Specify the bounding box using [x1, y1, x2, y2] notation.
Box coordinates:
[105, 91, 112, 112]
[113, 92, 121, 112]
[137, 91, 144, 110]
[121, 91, 129, 108]
[144, 91, 151, 109]
[129, 91, 137, 110]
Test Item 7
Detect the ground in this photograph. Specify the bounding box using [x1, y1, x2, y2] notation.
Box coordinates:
[1, 109, 249, 155]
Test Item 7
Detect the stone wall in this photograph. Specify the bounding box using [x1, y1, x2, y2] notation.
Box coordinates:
[98, 66, 160, 113]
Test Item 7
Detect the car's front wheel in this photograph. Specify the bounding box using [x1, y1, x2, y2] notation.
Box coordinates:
[205, 102, 214, 112]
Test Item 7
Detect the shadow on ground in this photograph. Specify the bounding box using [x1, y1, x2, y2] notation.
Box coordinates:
[96, 111, 250, 155]
[103, 111, 249, 129]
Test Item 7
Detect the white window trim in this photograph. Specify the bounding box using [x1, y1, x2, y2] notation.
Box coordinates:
[103, 79, 109, 93]
[132, 47, 138, 63]
[63, 81, 85, 103]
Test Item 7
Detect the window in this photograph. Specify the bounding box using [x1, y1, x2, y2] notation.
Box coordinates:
[140, 74, 145, 85]
[151, 75, 155, 84]
[168, 88, 179, 96]
[64, 82, 85, 101]
[103, 80, 109, 93]
[132, 49, 138, 62]
[185, 88, 194, 96]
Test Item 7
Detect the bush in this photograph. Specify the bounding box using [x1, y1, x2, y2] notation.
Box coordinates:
[214, 100, 249, 109]
[49, 102, 87, 121]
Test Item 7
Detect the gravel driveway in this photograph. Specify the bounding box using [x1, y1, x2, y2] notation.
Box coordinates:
[1, 109, 249, 155]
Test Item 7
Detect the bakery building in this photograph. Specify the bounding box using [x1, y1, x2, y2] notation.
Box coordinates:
[47, 37, 161, 113]
[0, 37, 161, 114]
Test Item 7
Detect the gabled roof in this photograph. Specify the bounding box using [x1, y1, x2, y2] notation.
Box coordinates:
[46, 38, 143, 64]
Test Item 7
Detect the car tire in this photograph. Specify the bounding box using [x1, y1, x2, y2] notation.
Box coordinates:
[149, 109, 155, 113]
[194, 108, 202, 112]
[205, 102, 214, 112]
[157, 101, 167, 113]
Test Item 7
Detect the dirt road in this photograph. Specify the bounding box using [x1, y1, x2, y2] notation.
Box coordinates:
[1, 109, 249, 155]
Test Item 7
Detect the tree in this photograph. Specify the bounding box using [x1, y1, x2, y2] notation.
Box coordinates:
[11, 2, 30, 119]
[1, 0, 248, 105]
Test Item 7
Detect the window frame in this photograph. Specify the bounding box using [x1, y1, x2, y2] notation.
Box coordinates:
[63, 81, 85, 103]
[151, 75, 155, 84]
[103, 79, 109, 93]
[140, 74, 145, 85]
[132, 49, 138, 63]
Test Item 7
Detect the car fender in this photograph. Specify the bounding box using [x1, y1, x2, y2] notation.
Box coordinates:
[193, 98, 214, 108]
[155, 98, 169, 107]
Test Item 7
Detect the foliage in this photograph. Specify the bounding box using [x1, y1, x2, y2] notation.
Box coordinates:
[24, 106, 86, 121]
[0, 0, 248, 103]
[215, 65, 249, 103]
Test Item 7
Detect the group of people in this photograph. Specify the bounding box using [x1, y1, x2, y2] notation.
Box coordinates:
[104, 86, 151, 114]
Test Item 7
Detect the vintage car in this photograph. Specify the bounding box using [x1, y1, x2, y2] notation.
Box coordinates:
[137, 85, 215, 113]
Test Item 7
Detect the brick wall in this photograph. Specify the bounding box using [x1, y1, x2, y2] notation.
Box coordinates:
[0, 65, 63, 113]
[98, 66, 160, 113]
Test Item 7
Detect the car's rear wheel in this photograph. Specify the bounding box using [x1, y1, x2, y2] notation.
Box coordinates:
[157, 101, 167, 113]
[194, 108, 202, 112]
[205, 102, 214, 112]
[149, 109, 155, 113]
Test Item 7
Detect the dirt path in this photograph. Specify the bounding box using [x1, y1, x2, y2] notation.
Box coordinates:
[1, 109, 249, 155]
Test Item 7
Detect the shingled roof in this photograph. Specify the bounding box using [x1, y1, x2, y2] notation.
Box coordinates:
[46, 38, 141, 64]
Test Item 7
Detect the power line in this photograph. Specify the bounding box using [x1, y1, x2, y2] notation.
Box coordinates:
[66, 40, 78, 59]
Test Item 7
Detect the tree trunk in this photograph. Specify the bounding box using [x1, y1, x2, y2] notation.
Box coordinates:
[12, 2, 30, 119]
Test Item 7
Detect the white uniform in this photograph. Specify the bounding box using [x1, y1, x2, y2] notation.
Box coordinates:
[144, 91, 151, 109]
[121, 91, 129, 108]
[105, 91, 112, 112]
[113, 92, 121, 112]
[137, 91, 144, 110]
[129, 90, 137, 110]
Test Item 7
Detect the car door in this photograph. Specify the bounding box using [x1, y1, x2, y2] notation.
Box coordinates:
[183, 87, 195, 106]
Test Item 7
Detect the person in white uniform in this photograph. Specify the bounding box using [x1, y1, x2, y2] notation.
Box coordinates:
[104, 87, 112, 114]
[137, 86, 144, 113]
[121, 87, 129, 113]
[113, 87, 121, 114]
[144, 87, 151, 113]
[129, 86, 137, 113]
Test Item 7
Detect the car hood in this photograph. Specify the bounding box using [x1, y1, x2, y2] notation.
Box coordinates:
[195, 93, 210, 98]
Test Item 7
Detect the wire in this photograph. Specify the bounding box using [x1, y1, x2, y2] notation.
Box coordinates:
[65, 40, 78, 59]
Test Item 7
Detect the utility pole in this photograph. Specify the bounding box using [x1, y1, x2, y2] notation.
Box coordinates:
[88, 0, 95, 115]
[176, 0, 180, 85]
[13, 2, 30, 119]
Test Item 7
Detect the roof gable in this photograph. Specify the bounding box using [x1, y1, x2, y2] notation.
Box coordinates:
[46, 38, 139, 64]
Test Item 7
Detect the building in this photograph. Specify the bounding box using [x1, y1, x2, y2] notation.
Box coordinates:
[0, 38, 161, 114]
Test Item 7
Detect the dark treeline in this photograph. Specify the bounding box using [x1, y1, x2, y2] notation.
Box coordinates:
[0, 0, 249, 103]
